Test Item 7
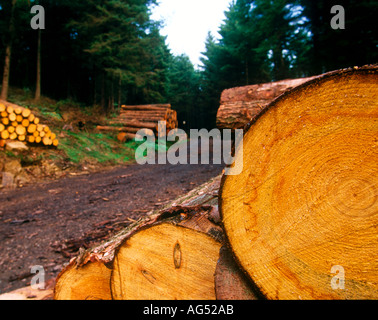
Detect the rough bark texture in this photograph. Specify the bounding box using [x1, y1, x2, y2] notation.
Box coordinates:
[121, 104, 171, 111]
[220, 65, 378, 300]
[0, 45, 12, 101]
[0, 0, 16, 101]
[34, 29, 41, 102]
[216, 76, 316, 130]
[214, 246, 261, 300]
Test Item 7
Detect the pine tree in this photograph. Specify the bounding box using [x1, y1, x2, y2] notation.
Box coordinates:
[0, 0, 17, 100]
[300, 0, 378, 74]
[166, 54, 201, 129]
[68, 0, 163, 109]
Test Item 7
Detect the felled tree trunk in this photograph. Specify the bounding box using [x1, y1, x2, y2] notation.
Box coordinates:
[216, 76, 316, 129]
[55, 174, 260, 300]
[220, 65, 378, 300]
[55, 176, 226, 300]
[55, 66, 377, 301]
[214, 246, 260, 300]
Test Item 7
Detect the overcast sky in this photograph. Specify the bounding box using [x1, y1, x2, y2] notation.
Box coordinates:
[150, 0, 232, 68]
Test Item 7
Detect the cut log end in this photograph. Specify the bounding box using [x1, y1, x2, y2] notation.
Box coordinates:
[54, 176, 225, 300]
[111, 223, 221, 300]
[0, 101, 59, 147]
[55, 222, 223, 300]
[54, 261, 112, 300]
[220, 66, 378, 300]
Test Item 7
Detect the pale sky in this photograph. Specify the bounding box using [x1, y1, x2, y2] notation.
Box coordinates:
[150, 0, 232, 68]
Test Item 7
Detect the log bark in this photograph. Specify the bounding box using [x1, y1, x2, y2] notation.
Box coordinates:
[118, 114, 167, 122]
[120, 110, 168, 116]
[0, 0, 16, 101]
[96, 125, 144, 134]
[107, 121, 158, 130]
[216, 76, 316, 129]
[54, 175, 229, 300]
[220, 65, 378, 300]
[34, 29, 41, 102]
[214, 246, 261, 300]
[121, 104, 171, 111]
[117, 132, 136, 142]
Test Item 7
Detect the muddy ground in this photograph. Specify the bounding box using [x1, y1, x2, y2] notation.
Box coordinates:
[0, 153, 224, 294]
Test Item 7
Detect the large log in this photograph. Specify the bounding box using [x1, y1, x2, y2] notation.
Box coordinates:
[117, 114, 168, 122]
[214, 246, 260, 300]
[216, 76, 316, 129]
[54, 174, 260, 300]
[106, 121, 158, 130]
[220, 65, 378, 300]
[54, 176, 228, 300]
[121, 104, 171, 111]
[116, 132, 136, 142]
[120, 110, 168, 116]
[96, 125, 150, 134]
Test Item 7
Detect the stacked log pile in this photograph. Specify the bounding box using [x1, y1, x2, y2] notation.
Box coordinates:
[55, 66, 377, 300]
[97, 104, 178, 142]
[216, 76, 316, 130]
[0, 101, 58, 147]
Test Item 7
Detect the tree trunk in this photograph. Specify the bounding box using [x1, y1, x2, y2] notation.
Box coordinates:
[214, 246, 260, 300]
[54, 175, 226, 300]
[1, 45, 12, 101]
[216, 76, 316, 130]
[34, 29, 42, 101]
[220, 65, 378, 300]
[108, 76, 114, 113]
[118, 76, 121, 109]
[0, 0, 17, 101]
[101, 73, 105, 111]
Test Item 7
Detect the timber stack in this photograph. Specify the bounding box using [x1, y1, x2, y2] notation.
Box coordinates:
[216, 75, 316, 130]
[55, 66, 377, 300]
[97, 104, 178, 142]
[0, 101, 58, 148]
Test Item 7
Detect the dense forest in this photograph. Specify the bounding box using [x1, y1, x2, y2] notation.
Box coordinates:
[0, 0, 377, 130]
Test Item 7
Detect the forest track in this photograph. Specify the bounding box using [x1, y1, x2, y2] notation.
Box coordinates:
[0, 151, 224, 294]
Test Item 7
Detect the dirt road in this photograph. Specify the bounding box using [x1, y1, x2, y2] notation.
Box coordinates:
[0, 158, 224, 294]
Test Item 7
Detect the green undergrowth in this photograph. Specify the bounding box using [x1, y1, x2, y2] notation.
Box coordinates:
[57, 131, 139, 165]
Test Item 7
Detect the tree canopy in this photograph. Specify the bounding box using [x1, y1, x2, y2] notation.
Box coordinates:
[0, 0, 376, 129]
